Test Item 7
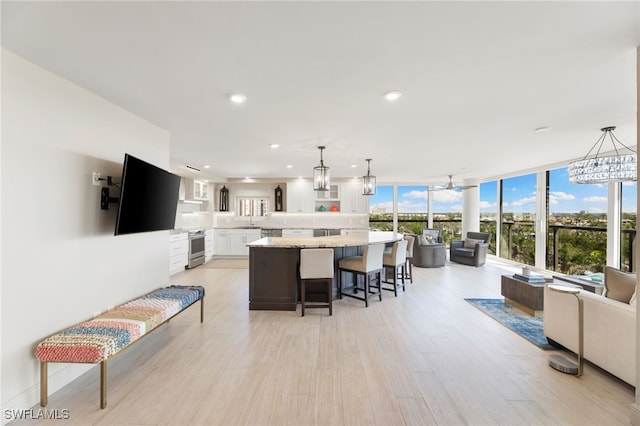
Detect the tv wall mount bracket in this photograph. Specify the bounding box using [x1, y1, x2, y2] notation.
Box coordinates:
[98, 176, 121, 210]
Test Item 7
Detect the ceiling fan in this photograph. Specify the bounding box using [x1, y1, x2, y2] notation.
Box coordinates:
[429, 175, 478, 192]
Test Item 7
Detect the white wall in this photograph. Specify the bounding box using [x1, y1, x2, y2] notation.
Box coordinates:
[1, 49, 173, 418]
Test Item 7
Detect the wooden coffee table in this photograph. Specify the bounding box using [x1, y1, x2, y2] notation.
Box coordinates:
[501, 275, 547, 317]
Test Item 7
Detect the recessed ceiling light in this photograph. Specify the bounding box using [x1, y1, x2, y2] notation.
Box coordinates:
[534, 126, 550, 132]
[384, 91, 402, 101]
[229, 93, 247, 104]
[351, 164, 357, 168]
[286, 164, 293, 169]
[203, 165, 210, 169]
[270, 144, 280, 149]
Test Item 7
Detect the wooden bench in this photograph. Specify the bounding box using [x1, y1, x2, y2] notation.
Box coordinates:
[35, 285, 204, 409]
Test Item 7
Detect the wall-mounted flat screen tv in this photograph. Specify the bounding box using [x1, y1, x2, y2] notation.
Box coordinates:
[114, 153, 181, 236]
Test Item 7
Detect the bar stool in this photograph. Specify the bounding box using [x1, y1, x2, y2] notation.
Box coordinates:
[299, 248, 334, 316]
[404, 235, 415, 284]
[383, 239, 408, 296]
[338, 243, 384, 307]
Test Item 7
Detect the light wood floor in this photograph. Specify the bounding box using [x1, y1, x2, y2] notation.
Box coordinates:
[19, 257, 635, 425]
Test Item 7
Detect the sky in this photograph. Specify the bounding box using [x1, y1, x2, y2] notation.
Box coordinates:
[368, 167, 637, 214]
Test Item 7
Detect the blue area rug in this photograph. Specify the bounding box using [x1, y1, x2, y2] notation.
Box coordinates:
[465, 298, 555, 350]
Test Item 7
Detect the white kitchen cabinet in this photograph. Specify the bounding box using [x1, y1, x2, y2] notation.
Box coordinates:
[169, 232, 188, 275]
[232, 229, 261, 256]
[181, 178, 209, 201]
[315, 183, 339, 200]
[194, 180, 208, 200]
[205, 229, 214, 261]
[214, 229, 232, 256]
[214, 229, 261, 256]
[341, 182, 370, 213]
[286, 180, 314, 213]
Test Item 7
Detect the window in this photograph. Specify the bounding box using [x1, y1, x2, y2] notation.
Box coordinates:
[547, 167, 607, 274]
[368, 185, 394, 231]
[397, 185, 428, 234]
[501, 173, 536, 265]
[430, 186, 462, 243]
[479, 181, 498, 255]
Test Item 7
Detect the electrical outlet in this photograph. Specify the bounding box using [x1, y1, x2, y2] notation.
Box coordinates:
[92, 172, 101, 186]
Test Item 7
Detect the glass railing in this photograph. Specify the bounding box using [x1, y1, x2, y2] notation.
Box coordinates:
[368, 216, 635, 273]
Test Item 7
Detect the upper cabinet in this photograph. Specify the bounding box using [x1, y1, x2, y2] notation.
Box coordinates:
[193, 180, 208, 200]
[286, 180, 314, 213]
[341, 181, 369, 213]
[285, 181, 368, 214]
[179, 177, 210, 202]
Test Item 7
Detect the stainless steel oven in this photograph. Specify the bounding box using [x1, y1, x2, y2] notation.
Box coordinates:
[187, 230, 205, 269]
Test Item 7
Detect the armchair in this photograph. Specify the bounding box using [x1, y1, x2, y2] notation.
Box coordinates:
[409, 229, 446, 268]
[450, 231, 491, 267]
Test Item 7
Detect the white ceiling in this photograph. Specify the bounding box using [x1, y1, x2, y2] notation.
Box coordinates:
[2, 1, 639, 185]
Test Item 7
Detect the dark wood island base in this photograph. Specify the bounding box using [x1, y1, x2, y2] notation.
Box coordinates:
[247, 232, 403, 311]
[249, 247, 300, 310]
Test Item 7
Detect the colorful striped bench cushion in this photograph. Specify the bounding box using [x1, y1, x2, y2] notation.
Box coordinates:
[35, 285, 204, 364]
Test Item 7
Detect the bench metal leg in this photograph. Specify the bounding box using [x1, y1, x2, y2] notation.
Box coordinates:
[100, 361, 107, 409]
[200, 297, 204, 323]
[40, 362, 48, 407]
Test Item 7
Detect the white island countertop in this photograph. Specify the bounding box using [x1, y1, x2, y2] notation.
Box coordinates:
[247, 231, 403, 248]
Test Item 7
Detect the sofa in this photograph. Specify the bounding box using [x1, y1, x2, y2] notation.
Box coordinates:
[408, 229, 446, 268]
[544, 267, 636, 386]
[449, 231, 491, 266]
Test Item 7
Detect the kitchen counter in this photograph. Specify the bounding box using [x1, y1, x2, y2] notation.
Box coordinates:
[248, 231, 402, 311]
[248, 231, 401, 248]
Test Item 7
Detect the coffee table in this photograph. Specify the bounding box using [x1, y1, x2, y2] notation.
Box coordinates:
[501, 275, 547, 317]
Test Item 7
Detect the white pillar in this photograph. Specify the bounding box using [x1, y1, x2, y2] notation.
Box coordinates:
[428, 189, 433, 228]
[461, 179, 480, 238]
[393, 184, 398, 233]
[608, 181, 621, 269]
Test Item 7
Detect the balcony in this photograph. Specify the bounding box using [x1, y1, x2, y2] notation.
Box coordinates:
[368, 214, 635, 273]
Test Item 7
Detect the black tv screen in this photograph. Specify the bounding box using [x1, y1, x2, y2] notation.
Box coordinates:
[114, 154, 181, 236]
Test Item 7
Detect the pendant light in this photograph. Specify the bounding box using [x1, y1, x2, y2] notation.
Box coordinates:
[568, 126, 636, 184]
[362, 159, 377, 195]
[313, 146, 330, 191]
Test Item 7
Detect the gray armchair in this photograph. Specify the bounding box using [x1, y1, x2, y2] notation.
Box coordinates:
[409, 229, 446, 268]
[450, 232, 491, 267]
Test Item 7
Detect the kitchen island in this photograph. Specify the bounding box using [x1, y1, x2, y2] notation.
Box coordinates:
[247, 231, 403, 310]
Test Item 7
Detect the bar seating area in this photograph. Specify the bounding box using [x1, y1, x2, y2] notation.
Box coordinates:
[298, 232, 437, 313]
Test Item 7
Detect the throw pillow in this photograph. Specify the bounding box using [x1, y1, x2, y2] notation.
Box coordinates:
[604, 267, 637, 304]
[419, 235, 435, 246]
[422, 230, 440, 241]
[464, 238, 483, 249]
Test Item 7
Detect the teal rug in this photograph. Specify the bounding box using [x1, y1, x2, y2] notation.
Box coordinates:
[465, 298, 555, 350]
